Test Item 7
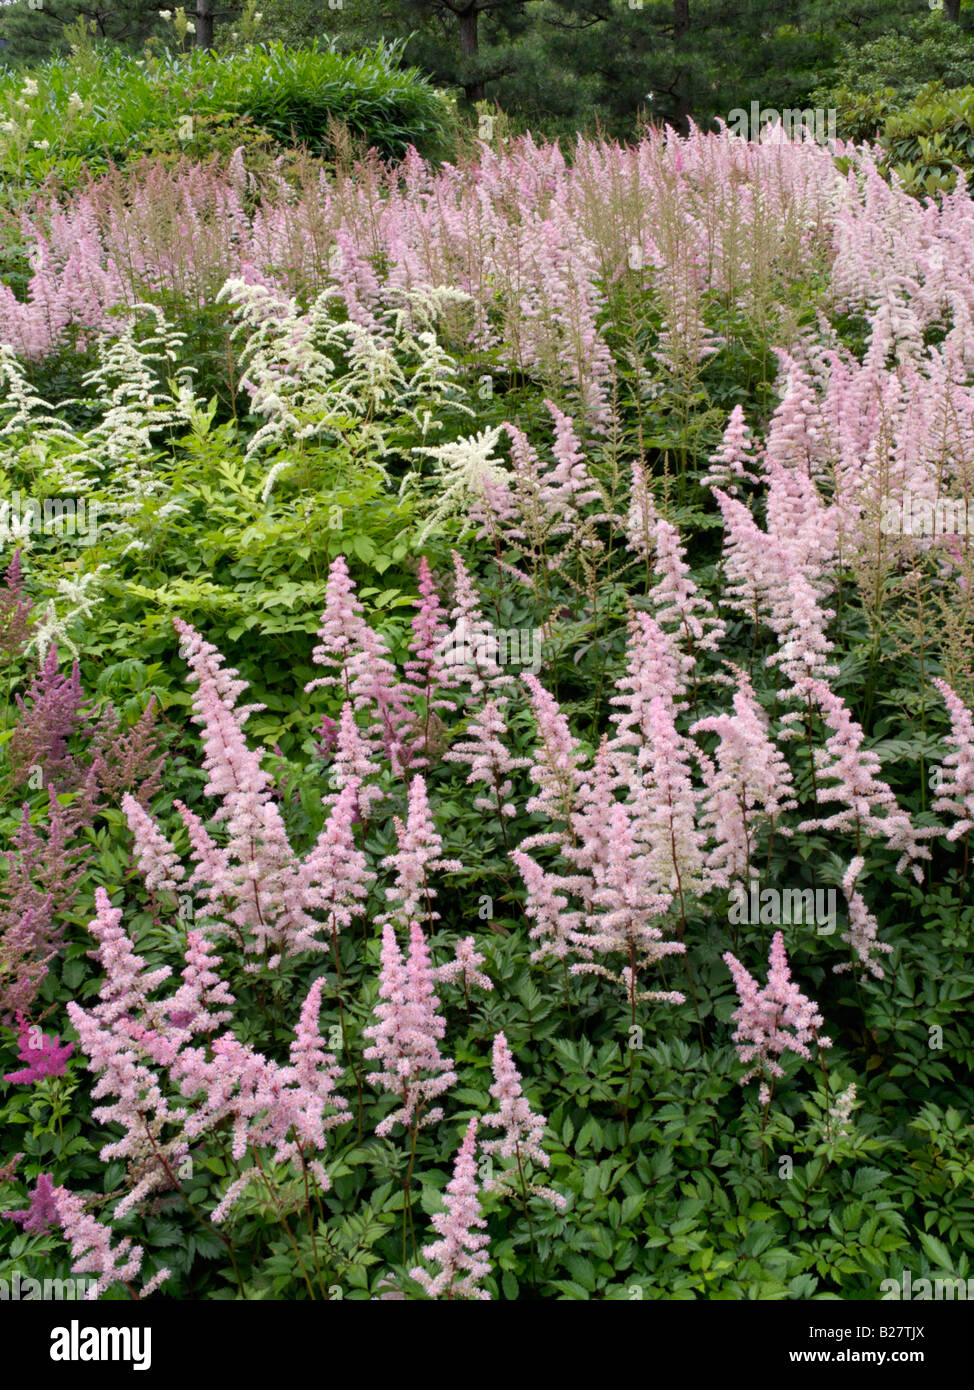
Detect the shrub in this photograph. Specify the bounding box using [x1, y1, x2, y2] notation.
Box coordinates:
[0, 39, 456, 195]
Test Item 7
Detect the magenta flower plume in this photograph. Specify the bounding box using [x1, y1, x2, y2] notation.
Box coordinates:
[4, 1010, 74, 1083]
[364, 920, 457, 1137]
[411, 1118, 491, 1300]
[723, 931, 832, 1104]
[3, 1171, 60, 1233]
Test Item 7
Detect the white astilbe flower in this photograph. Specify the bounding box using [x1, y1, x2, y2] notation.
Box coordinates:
[218, 277, 472, 472]
[407, 425, 508, 543]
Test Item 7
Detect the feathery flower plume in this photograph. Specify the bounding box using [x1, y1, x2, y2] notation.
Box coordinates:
[433, 936, 493, 995]
[931, 679, 974, 843]
[410, 1118, 491, 1300]
[363, 921, 457, 1137]
[2, 1171, 59, 1233]
[480, 1031, 565, 1209]
[443, 699, 530, 821]
[836, 857, 893, 982]
[438, 552, 514, 707]
[4, 1011, 74, 1083]
[723, 931, 832, 1104]
[569, 799, 685, 1009]
[792, 678, 931, 880]
[122, 793, 185, 894]
[378, 774, 463, 930]
[690, 665, 797, 887]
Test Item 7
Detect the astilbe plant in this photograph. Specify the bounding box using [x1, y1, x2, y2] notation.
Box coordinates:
[723, 931, 833, 1107]
[410, 1118, 491, 1301]
[3, 1010, 74, 1083]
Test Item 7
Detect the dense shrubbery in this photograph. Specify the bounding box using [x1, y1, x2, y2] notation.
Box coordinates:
[0, 39, 455, 192]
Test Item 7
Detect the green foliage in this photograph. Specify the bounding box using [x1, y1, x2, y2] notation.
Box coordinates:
[0, 39, 455, 191]
[879, 83, 974, 196]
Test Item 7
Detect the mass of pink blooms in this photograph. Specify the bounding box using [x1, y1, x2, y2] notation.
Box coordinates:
[6, 121, 974, 1301]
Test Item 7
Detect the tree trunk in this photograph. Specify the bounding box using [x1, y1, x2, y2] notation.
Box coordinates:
[672, 0, 691, 134]
[944, 0, 961, 21]
[195, 0, 215, 49]
[458, 6, 485, 103]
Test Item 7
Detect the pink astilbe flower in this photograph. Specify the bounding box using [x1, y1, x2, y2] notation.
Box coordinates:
[443, 699, 530, 820]
[410, 1118, 491, 1300]
[931, 679, 974, 842]
[437, 552, 515, 707]
[626, 467, 724, 656]
[569, 799, 685, 1010]
[287, 777, 375, 954]
[322, 702, 384, 821]
[433, 936, 493, 996]
[8, 644, 92, 790]
[378, 774, 463, 930]
[4, 1010, 74, 1083]
[274, 976, 351, 1183]
[712, 488, 838, 687]
[690, 666, 797, 887]
[509, 848, 584, 962]
[480, 1031, 565, 1209]
[1, 791, 91, 1014]
[173, 617, 303, 964]
[791, 678, 931, 881]
[0, 549, 32, 660]
[2, 1171, 59, 1233]
[122, 793, 185, 894]
[305, 555, 416, 774]
[701, 404, 762, 492]
[723, 931, 832, 1104]
[608, 611, 690, 778]
[520, 672, 587, 843]
[402, 557, 459, 767]
[49, 1183, 169, 1300]
[173, 980, 349, 1220]
[537, 400, 602, 537]
[836, 857, 893, 982]
[629, 697, 707, 902]
[363, 920, 457, 1138]
[66, 890, 189, 1217]
[165, 931, 236, 1036]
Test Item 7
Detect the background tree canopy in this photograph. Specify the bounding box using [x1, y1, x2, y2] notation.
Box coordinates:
[0, 0, 970, 139]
